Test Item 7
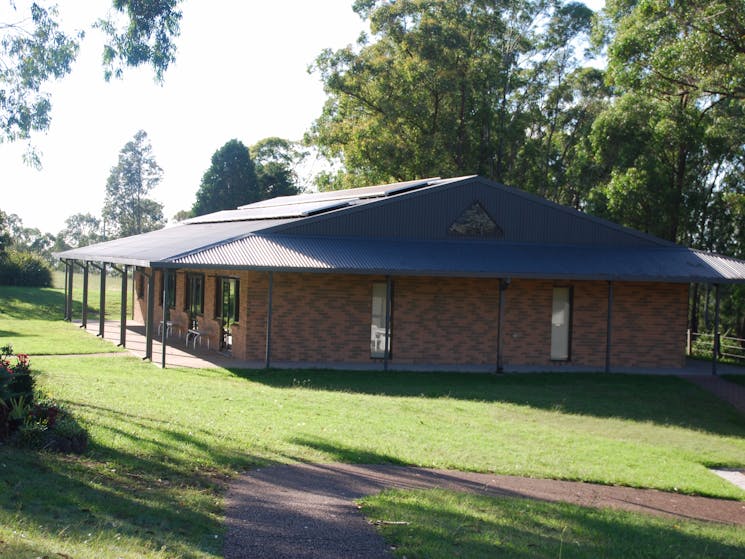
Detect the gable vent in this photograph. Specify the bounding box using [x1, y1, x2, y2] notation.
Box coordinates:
[449, 202, 503, 238]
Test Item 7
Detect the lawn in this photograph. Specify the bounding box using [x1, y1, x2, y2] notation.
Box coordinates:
[360, 489, 745, 559]
[0, 285, 124, 354]
[1, 285, 744, 558]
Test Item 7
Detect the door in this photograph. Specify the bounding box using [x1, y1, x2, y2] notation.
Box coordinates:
[218, 277, 238, 352]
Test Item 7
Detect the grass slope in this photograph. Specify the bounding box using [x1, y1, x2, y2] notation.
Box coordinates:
[361, 489, 745, 559]
[1, 285, 744, 558]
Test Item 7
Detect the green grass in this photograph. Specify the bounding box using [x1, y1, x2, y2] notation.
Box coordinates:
[360, 489, 745, 559]
[1, 285, 745, 557]
[0, 285, 124, 354]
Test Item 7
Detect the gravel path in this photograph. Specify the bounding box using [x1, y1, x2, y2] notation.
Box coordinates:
[223, 463, 745, 559]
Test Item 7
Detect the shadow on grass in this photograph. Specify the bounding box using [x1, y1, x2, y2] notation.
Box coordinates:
[0, 402, 268, 558]
[0, 286, 83, 320]
[290, 435, 408, 466]
[227, 368, 745, 437]
[361, 489, 745, 559]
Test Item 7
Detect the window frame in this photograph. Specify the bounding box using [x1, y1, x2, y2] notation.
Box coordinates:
[185, 272, 205, 317]
[370, 282, 392, 359]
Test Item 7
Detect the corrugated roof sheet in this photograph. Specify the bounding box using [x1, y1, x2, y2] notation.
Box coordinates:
[169, 235, 745, 283]
[55, 220, 291, 267]
[55, 176, 745, 283]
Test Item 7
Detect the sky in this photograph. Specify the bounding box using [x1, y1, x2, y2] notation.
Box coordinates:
[1, 0, 604, 235]
[0, 0, 368, 233]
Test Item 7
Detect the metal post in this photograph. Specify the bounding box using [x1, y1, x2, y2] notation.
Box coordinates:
[81, 262, 89, 328]
[145, 270, 155, 360]
[63, 260, 69, 320]
[66, 260, 74, 322]
[265, 272, 273, 369]
[384, 276, 392, 371]
[712, 283, 720, 376]
[119, 265, 128, 347]
[98, 263, 106, 338]
[605, 281, 613, 374]
[161, 268, 169, 369]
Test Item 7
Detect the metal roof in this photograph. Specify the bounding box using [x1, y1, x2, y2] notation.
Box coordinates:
[167, 234, 745, 283]
[55, 220, 291, 267]
[55, 176, 745, 283]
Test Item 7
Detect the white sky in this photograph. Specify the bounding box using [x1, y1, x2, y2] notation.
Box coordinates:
[1, 0, 604, 234]
[0, 0, 368, 233]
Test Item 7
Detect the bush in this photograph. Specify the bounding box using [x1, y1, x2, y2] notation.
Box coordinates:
[0, 345, 88, 454]
[0, 250, 52, 287]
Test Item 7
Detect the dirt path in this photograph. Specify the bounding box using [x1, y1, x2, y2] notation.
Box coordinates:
[223, 463, 745, 559]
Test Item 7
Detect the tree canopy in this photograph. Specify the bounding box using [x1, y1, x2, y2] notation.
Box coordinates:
[192, 139, 259, 216]
[0, 0, 182, 152]
[192, 138, 304, 216]
[102, 130, 164, 238]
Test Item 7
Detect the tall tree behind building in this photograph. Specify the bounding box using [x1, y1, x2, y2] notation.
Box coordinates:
[103, 130, 164, 238]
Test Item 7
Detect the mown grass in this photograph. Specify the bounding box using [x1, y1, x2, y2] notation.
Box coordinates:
[1, 285, 745, 558]
[724, 375, 745, 387]
[0, 285, 124, 355]
[360, 489, 745, 559]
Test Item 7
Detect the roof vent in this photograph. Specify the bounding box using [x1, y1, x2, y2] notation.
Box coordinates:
[449, 202, 503, 238]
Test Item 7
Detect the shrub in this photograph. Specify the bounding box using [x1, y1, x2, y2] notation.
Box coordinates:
[0, 345, 88, 454]
[0, 250, 52, 287]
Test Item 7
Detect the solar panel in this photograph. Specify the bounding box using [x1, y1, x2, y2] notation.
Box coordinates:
[238, 178, 441, 209]
[183, 200, 351, 224]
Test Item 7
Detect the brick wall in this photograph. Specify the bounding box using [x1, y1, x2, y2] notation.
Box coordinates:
[609, 281, 688, 368]
[392, 277, 500, 365]
[133, 268, 688, 370]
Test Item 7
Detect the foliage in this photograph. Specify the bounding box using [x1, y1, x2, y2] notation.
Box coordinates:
[0, 1, 182, 150]
[250, 137, 306, 198]
[102, 130, 165, 238]
[361, 489, 745, 559]
[0, 344, 88, 451]
[308, 0, 597, 194]
[96, 0, 183, 82]
[0, 2, 79, 151]
[0, 209, 11, 254]
[0, 249, 52, 286]
[601, 0, 745, 103]
[58, 212, 103, 249]
[192, 139, 258, 216]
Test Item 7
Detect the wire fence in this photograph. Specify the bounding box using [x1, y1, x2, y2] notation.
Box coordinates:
[687, 330, 745, 363]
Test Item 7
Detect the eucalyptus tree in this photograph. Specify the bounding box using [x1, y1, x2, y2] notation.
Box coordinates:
[102, 130, 165, 238]
[0, 0, 182, 158]
[308, 0, 598, 191]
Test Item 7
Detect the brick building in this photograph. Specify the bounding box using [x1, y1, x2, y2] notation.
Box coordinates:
[57, 176, 745, 372]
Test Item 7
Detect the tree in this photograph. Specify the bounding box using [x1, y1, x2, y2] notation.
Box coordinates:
[307, 0, 596, 192]
[192, 140, 259, 216]
[600, 0, 745, 103]
[103, 130, 164, 238]
[250, 137, 306, 198]
[0, 1, 182, 152]
[58, 213, 102, 248]
[0, 210, 11, 255]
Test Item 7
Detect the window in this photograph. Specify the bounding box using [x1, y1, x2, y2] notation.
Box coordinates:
[550, 287, 572, 360]
[159, 270, 176, 309]
[186, 273, 204, 318]
[371, 282, 391, 358]
[216, 277, 239, 323]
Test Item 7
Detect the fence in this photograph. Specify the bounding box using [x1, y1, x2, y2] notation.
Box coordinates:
[687, 330, 745, 363]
